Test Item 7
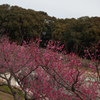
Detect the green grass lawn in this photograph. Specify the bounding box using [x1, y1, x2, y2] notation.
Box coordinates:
[0, 85, 24, 100]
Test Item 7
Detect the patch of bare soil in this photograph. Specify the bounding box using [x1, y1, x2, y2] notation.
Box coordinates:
[0, 91, 14, 100]
[0, 91, 24, 100]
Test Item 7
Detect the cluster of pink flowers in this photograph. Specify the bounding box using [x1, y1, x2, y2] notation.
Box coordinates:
[0, 38, 100, 100]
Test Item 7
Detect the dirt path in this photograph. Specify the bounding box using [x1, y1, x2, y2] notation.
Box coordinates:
[0, 91, 14, 100]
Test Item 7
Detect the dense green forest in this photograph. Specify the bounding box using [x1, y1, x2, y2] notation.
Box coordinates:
[0, 4, 100, 56]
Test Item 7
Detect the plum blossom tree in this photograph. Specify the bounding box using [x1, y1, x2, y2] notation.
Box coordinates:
[0, 38, 100, 100]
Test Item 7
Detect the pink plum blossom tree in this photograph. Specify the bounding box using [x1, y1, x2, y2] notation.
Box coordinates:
[0, 38, 100, 100]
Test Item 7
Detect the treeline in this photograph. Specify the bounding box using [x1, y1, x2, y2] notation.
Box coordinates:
[0, 4, 100, 56]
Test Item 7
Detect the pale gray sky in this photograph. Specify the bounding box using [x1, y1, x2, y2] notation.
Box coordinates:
[0, 0, 100, 19]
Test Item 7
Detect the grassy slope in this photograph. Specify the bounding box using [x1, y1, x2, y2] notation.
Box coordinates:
[0, 86, 24, 100]
[0, 91, 14, 100]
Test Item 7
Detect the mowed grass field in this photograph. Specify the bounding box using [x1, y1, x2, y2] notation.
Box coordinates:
[0, 91, 24, 100]
[0, 91, 14, 100]
[0, 84, 24, 100]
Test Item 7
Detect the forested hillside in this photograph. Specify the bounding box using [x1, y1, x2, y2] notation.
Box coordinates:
[0, 4, 100, 56]
[0, 4, 100, 100]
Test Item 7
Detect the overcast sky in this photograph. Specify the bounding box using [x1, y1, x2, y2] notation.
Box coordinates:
[0, 0, 100, 19]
